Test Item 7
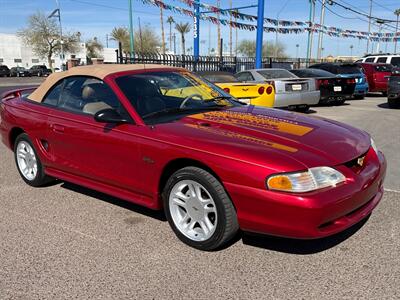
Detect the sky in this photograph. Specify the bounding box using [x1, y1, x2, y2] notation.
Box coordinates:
[0, 0, 399, 58]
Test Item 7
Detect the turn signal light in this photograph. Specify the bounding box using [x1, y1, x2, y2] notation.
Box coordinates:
[266, 86, 273, 94]
[223, 87, 230, 93]
[258, 87, 265, 94]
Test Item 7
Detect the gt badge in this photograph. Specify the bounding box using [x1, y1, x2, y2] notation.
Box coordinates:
[357, 156, 365, 167]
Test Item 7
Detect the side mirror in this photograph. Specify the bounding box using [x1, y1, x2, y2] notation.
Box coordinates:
[94, 108, 128, 124]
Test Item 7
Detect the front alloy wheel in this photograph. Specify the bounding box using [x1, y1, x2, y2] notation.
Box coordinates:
[14, 133, 52, 187]
[164, 167, 239, 250]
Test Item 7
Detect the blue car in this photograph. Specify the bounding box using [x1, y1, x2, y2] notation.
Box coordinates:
[309, 63, 368, 99]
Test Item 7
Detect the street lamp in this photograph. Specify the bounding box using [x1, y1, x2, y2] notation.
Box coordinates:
[350, 45, 353, 57]
[48, 0, 64, 70]
[296, 44, 299, 58]
[376, 19, 385, 53]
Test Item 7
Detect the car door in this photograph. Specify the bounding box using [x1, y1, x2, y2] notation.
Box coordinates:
[45, 76, 145, 195]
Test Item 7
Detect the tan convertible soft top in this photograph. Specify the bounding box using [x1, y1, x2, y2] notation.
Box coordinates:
[28, 64, 180, 102]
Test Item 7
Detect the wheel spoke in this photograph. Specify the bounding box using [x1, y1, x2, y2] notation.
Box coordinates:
[199, 220, 210, 235]
[194, 184, 203, 200]
[204, 216, 215, 230]
[171, 197, 186, 208]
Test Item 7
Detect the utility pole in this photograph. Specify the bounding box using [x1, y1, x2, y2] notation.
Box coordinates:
[366, 0, 372, 53]
[235, 9, 238, 56]
[306, 0, 315, 63]
[275, 0, 291, 58]
[395, 9, 400, 53]
[217, 0, 221, 55]
[128, 0, 134, 58]
[255, 0, 265, 68]
[317, 0, 326, 60]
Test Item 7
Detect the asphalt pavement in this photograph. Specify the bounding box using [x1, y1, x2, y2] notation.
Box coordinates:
[0, 81, 399, 299]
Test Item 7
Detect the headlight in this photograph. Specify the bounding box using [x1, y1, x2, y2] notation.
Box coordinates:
[267, 167, 346, 193]
[370, 137, 378, 153]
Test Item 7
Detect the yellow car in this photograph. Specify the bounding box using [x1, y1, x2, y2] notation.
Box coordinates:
[196, 71, 275, 107]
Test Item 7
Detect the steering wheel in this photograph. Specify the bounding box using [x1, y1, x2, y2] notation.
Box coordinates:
[179, 94, 204, 109]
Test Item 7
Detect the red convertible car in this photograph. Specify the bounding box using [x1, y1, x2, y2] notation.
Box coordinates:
[0, 64, 386, 250]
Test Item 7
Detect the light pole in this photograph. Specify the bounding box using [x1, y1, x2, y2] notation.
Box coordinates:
[321, 47, 324, 60]
[317, 0, 326, 60]
[128, 0, 134, 59]
[296, 44, 299, 58]
[255, 0, 265, 68]
[366, 0, 372, 53]
[48, 1, 64, 70]
[395, 9, 400, 53]
[275, 0, 291, 58]
[350, 45, 353, 57]
[306, 0, 316, 64]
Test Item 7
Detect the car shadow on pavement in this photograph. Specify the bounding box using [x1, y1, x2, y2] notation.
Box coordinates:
[241, 215, 370, 255]
[377, 102, 399, 109]
[60, 182, 167, 222]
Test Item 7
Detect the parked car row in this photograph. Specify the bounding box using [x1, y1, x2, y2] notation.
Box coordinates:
[197, 61, 400, 111]
[0, 65, 52, 77]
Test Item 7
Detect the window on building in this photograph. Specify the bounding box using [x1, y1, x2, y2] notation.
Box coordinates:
[0, 58, 4, 63]
[14, 59, 22, 63]
[32, 59, 39, 63]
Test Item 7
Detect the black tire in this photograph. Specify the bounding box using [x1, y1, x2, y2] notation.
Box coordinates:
[14, 133, 52, 187]
[335, 99, 346, 106]
[382, 91, 388, 97]
[295, 105, 310, 113]
[388, 99, 400, 108]
[163, 166, 239, 251]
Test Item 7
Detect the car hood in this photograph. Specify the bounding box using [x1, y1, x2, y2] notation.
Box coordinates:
[154, 106, 370, 171]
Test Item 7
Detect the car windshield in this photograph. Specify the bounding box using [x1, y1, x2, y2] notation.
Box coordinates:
[292, 69, 335, 78]
[199, 73, 238, 83]
[337, 65, 362, 74]
[375, 65, 392, 72]
[115, 71, 239, 124]
[257, 69, 298, 79]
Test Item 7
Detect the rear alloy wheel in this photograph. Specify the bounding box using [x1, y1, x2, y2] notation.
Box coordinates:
[14, 133, 52, 187]
[163, 167, 239, 250]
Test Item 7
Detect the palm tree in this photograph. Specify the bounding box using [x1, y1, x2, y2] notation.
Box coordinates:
[86, 37, 103, 59]
[395, 9, 400, 53]
[167, 16, 175, 53]
[175, 22, 191, 55]
[159, 7, 166, 54]
[110, 27, 129, 58]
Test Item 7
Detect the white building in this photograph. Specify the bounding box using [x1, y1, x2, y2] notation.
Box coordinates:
[0, 33, 87, 69]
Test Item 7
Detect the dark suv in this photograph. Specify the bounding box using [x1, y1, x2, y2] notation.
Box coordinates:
[388, 73, 400, 108]
[29, 65, 52, 77]
[0, 65, 10, 77]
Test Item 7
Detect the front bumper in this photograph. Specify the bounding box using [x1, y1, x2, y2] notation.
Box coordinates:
[274, 90, 320, 107]
[224, 148, 386, 239]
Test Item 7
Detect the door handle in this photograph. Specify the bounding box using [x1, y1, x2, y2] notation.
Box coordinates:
[51, 124, 65, 133]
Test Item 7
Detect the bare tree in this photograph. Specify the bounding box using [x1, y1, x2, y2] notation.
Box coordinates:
[18, 12, 79, 69]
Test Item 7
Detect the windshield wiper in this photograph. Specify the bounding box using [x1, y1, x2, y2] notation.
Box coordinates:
[142, 107, 188, 119]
